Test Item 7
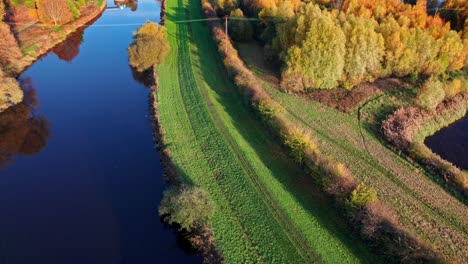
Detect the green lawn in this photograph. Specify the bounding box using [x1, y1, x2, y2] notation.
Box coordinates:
[236, 42, 468, 262]
[156, 0, 381, 262]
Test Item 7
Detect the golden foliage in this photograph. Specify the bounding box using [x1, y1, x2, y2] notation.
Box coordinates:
[128, 22, 170, 72]
[0, 70, 23, 112]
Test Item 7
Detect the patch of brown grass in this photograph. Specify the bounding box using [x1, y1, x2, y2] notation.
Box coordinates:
[306, 78, 411, 113]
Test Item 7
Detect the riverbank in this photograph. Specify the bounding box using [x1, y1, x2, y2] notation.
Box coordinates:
[13, 0, 107, 75]
[154, 0, 381, 262]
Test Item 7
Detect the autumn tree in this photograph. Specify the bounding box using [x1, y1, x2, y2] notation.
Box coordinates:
[415, 76, 445, 110]
[0, 70, 23, 112]
[0, 0, 5, 21]
[0, 79, 50, 169]
[37, 0, 73, 25]
[435, 30, 466, 73]
[339, 14, 384, 87]
[259, 0, 465, 91]
[128, 22, 170, 72]
[377, 15, 419, 76]
[279, 4, 346, 90]
[159, 186, 214, 231]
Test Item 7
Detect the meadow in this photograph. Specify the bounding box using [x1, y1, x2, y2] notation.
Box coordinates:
[236, 42, 468, 262]
[155, 0, 381, 262]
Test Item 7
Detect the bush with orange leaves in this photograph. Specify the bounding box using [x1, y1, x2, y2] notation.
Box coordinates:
[37, 0, 73, 25]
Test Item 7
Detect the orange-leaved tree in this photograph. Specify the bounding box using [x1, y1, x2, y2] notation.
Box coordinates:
[37, 0, 73, 25]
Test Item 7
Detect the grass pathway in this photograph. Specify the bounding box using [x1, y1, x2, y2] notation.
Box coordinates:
[156, 0, 380, 262]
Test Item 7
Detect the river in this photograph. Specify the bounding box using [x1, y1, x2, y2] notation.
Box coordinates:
[425, 115, 468, 170]
[0, 0, 201, 263]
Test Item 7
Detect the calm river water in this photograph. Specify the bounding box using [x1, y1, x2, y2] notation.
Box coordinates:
[0, 1, 201, 263]
[425, 115, 468, 170]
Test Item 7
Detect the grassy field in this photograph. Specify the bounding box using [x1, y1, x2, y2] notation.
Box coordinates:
[156, 0, 382, 262]
[236, 42, 468, 262]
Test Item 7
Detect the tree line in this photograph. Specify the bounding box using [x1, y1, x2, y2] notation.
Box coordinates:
[208, 0, 467, 93]
[8, 0, 96, 25]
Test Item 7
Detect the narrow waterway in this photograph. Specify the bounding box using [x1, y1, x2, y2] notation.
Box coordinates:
[0, 1, 201, 263]
[425, 115, 468, 170]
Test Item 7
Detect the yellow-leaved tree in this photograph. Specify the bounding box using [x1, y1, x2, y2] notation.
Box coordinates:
[279, 4, 346, 90]
[128, 22, 170, 72]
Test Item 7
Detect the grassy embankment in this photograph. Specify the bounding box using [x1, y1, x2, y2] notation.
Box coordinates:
[155, 0, 380, 262]
[236, 42, 468, 262]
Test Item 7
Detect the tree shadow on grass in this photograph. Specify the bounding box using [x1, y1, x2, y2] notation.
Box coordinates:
[182, 1, 384, 263]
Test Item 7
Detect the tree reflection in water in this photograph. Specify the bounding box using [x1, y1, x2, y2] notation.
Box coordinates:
[52, 28, 85, 62]
[130, 66, 156, 88]
[0, 78, 50, 169]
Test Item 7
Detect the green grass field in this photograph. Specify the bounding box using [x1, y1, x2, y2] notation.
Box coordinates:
[236, 42, 468, 262]
[156, 0, 382, 262]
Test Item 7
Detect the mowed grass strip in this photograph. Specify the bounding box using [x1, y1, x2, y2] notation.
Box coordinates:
[236, 42, 468, 261]
[157, 0, 379, 262]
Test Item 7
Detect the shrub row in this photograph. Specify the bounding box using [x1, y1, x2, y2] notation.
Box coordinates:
[201, 0, 441, 262]
[383, 93, 468, 196]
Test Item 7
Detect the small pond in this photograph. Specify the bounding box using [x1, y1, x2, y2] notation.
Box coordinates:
[425, 115, 468, 170]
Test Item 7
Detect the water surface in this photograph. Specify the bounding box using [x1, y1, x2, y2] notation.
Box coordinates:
[0, 1, 201, 263]
[425, 115, 468, 170]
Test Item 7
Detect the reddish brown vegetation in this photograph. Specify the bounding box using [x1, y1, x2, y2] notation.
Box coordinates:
[306, 78, 411, 113]
[37, 0, 72, 25]
[190, 227, 225, 264]
[0, 21, 24, 74]
[382, 93, 468, 195]
[52, 26, 84, 61]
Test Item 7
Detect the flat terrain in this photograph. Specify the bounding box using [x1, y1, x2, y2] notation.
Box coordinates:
[156, 0, 380, 262]
[236, 42, 468, 262]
